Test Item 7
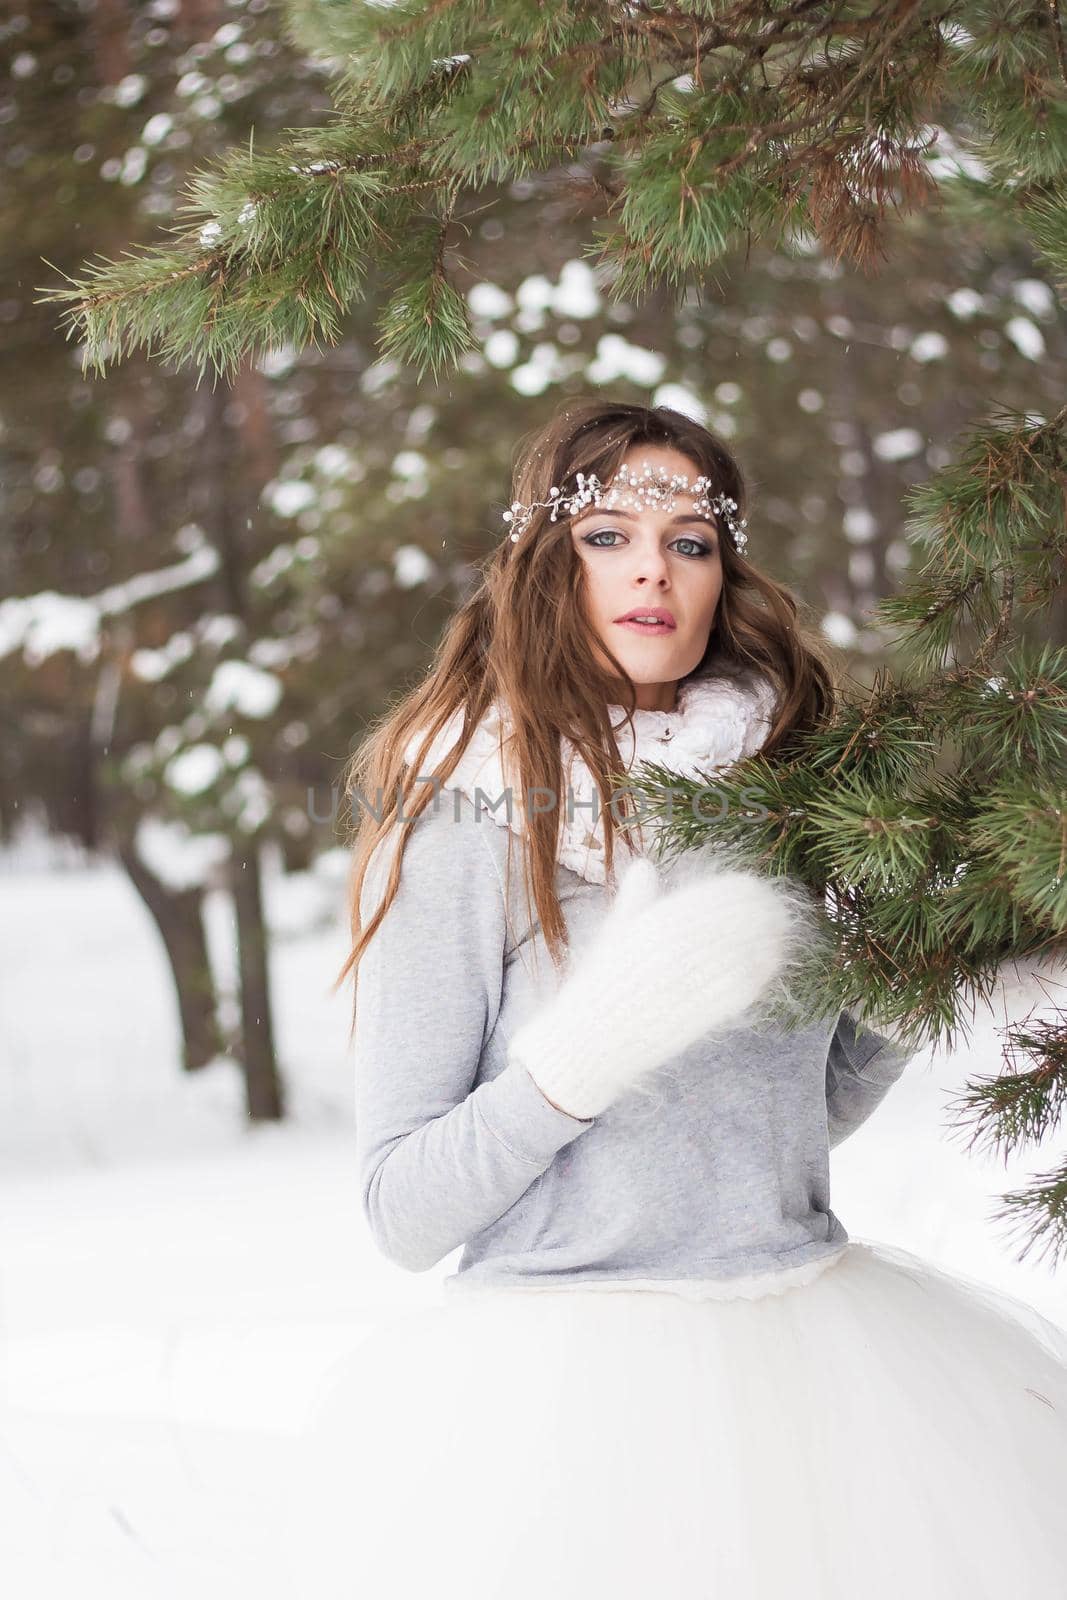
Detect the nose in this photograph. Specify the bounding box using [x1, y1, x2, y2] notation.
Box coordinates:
[633, 547, 671, 588]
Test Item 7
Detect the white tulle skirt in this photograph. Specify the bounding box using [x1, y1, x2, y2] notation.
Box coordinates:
[281, 1236, 1067, 1599]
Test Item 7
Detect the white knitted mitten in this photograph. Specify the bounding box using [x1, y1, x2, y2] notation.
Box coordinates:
[508, 853, 816, 1121]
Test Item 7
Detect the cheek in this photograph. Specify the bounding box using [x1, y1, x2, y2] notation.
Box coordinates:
[576, 556, 610, 615]
[695, 565, 723, 615]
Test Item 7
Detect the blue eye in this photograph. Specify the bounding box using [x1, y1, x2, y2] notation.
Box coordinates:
[580, 530, 716, 559]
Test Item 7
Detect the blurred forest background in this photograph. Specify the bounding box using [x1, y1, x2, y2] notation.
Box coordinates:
[4, 15, 1067, 1587]
[2, 0, 1065, 1132]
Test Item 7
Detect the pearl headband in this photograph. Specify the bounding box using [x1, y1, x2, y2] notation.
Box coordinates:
[502, 460, 749, 553]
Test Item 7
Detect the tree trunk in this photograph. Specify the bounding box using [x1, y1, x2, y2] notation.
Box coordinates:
[192, 378, 287, 1123]
[1045, 572, 1067, 649]
[115, 833, 226, 1073]
[229, 836, 285, 1121]
[279, 829, 315, 873]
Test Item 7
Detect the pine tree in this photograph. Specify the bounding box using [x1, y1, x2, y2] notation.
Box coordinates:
[34, 2, 1067, 1250]
[38, 1, 1067, 381]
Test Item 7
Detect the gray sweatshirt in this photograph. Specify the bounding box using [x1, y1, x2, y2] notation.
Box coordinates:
[354, 789, 911, 1289]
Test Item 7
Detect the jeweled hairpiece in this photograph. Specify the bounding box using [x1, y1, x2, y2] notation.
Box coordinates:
[502, 460, 748, 553]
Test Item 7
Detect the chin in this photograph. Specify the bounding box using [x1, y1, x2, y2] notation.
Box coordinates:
[612, 646, 697, 684]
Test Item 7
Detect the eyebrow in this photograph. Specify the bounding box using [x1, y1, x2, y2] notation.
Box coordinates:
[577, 507, 717, 530]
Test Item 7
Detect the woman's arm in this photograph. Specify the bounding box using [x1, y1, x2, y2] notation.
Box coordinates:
[825, 1011, 913, 1150]
[354, 796, 593, 1272]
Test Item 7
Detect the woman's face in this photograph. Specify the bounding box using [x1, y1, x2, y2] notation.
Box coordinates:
[569, 442, 724, 712]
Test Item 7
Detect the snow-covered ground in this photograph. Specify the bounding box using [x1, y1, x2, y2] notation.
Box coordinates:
[2, 845, 1065, 1596]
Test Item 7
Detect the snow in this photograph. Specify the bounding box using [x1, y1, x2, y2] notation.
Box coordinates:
[112, 74, 148, 108]
[872, 427, 925, 462]
[0, 545, 221, 667]
[140, 114, 174, 147]
[844, 507, 877, 543]
[585, 334, 666, 386]
[1012, 279, 1056, 319]
[510, 342, 570, 395]
[947, 287, 984, 319]
[130, 631, 195, 682]
[389, 449, 424, 480]
[483, 328, 519, 367]
[922, 123, 989, 182]
[820, 610, 860, 647]
[312, 443, 358, 480]
[255, 344, 298, 378]
[0, 593, 100, 665]
[552, 260, 603, 320]
[2, 850, 1065, 1596]
[651, 383, 707, 424]
[163, 743, 225, 796]
[133, 816, 230, 891]
[1005, 316, 1045, 361]
[467, 282, 513, 320]
[265, 479, 317, 518]
[516, 261, 602, 322]
[204, 659, 282, 719]
[176, 72, 210, 98]
[910, 331, 948, 362]
[392, 545, 435, 589]
[223, 766, 272, 832]
[120, 148, 149, 188]
[196, 613, 242, 649]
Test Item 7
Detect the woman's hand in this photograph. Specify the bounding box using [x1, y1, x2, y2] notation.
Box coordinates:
[507, 852, 817, 1121]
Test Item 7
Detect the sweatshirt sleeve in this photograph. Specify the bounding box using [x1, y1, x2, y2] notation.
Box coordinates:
[354, 796, 594, 1272]
[824, 1010, 912, 1150]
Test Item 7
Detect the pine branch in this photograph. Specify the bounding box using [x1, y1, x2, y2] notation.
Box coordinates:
[36, 0, 1067, 378]
[872, 405, 1067, 672]
[38, 119, 451, 380]
[631, 671, 1067, 1058]
[944, 1001, 1067, 1266]
[945, 1012, 1067, 1158]
[950, 642, 1067, 782]
[988, 1156, 1067, 1268]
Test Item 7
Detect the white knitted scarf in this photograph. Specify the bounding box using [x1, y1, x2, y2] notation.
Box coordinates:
[403, 659, 779, 886]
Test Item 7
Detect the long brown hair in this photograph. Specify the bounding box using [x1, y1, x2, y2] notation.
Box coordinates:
[334, 397, 837, 1009]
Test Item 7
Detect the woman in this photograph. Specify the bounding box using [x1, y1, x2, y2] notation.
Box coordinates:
[284, 399, 1067, 1598]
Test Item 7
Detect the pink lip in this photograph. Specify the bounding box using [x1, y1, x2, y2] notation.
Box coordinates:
[614, 608, 677, 631]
